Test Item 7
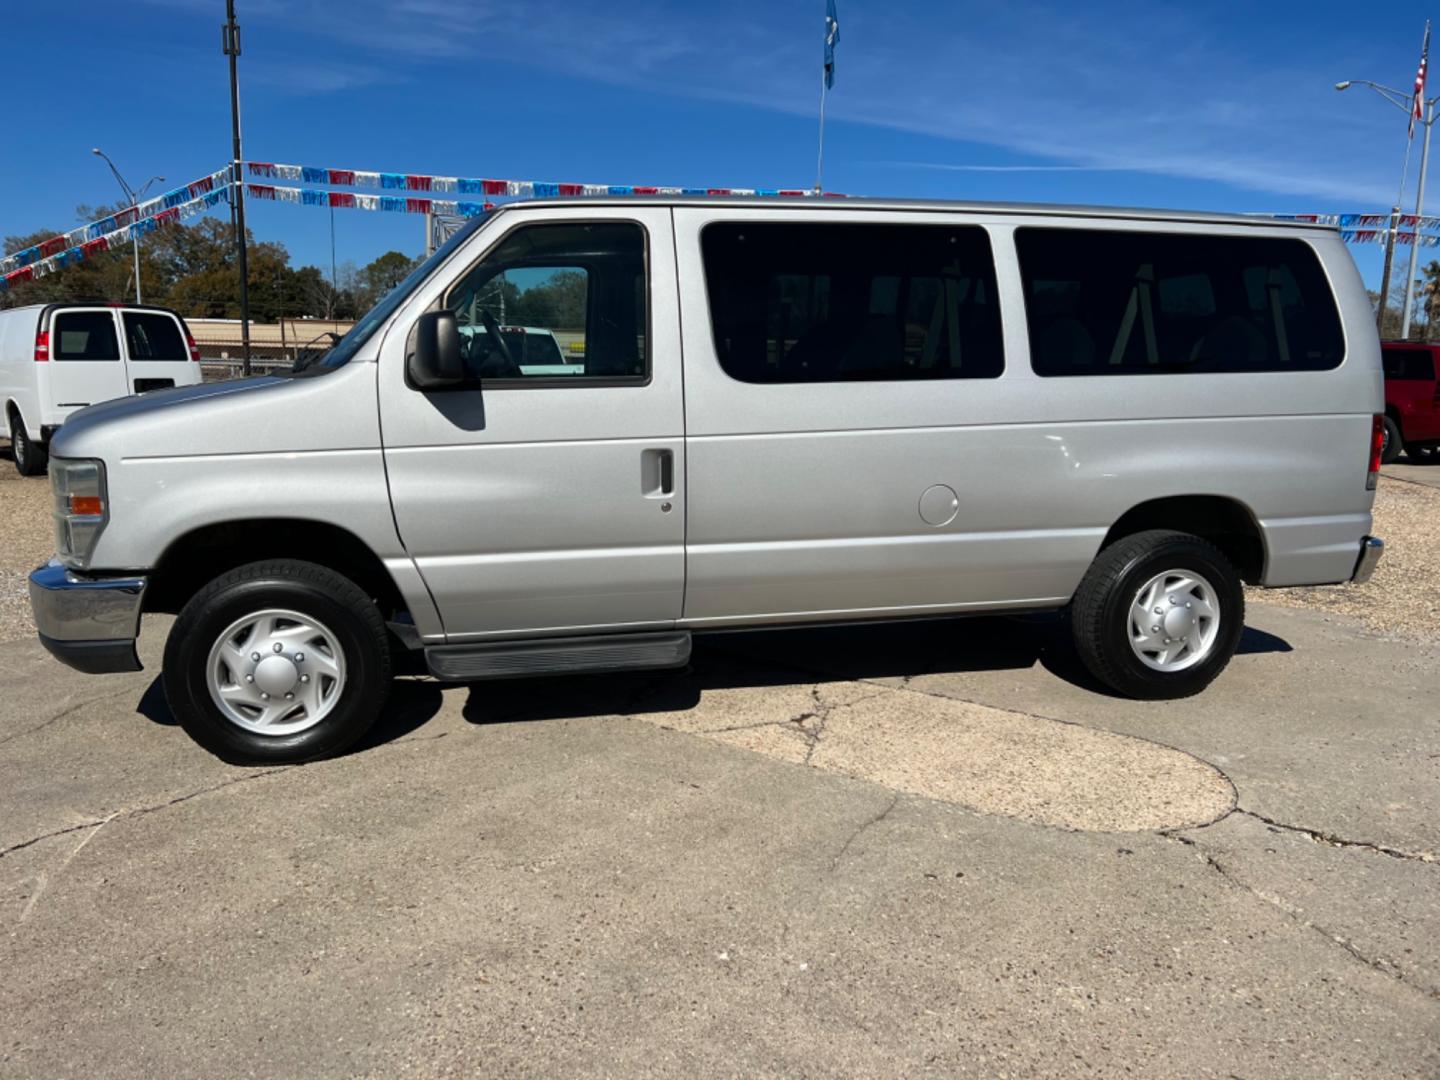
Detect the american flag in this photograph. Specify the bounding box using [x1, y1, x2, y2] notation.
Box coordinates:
[1412, 21, 1430, 138]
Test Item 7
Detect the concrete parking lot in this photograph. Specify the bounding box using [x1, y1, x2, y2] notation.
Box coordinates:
[1, 460, 1438, 1077]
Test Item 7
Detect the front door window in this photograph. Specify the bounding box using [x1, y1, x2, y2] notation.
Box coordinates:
[444, 222, 647, 383]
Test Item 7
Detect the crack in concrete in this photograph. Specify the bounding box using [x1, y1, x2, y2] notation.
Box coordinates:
[17, 811, 118, 924]
[0, 769, 287, 862]
[1168, 833, 1440, 1002]
[830, 793, 901, 872]
[800, 686, 828, 765]
[1233, 808, 1438, 865]
[0, 686, 137, 749]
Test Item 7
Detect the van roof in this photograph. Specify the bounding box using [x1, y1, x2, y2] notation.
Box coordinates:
[498, 195, 1333, 232]
[0, 302, 188, 319]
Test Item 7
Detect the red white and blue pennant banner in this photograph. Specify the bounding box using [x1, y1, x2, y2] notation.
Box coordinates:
[14, 158, 1440, 294]
[2, 182, 229, 292]
[247, 161, 836, 201]
[1336, 229, 1440, 247]
[1, 168, 233, 279]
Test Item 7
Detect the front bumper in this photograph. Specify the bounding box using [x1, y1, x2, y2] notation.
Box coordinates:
[1352, 536, 1385, 585]
[28, 560, 147, 674]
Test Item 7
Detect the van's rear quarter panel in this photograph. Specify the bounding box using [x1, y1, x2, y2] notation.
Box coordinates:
[683, 411, 1373, 621]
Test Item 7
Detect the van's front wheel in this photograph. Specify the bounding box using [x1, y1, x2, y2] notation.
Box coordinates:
[1070, 530, 1244, 700]
[163, 560, 391, 764]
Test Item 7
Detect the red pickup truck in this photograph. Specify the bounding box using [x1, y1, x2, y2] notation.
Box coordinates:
[1381, 343, 1440, 464]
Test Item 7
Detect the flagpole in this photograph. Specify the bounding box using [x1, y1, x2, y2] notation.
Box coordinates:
[1381, 42, 1424, 335]
[815, 71, 828, 194]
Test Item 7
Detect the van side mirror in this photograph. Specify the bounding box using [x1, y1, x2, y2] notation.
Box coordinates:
[407, 311, 466, 390]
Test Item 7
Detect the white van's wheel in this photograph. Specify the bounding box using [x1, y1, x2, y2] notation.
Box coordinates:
[1070, 530, 1244, 700]
[164, 559, 391, 764]
[9, 412, 47, 477]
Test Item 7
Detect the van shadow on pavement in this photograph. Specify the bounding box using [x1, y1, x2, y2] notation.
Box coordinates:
[460, 614, 1292, 730]
[132, 614, 1290, 751]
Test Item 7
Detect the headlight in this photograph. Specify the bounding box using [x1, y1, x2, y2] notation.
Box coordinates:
[51, 458, 108, 569]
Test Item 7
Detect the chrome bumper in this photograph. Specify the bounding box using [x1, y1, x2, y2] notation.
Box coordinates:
[28, 560, 147, 674]
[1351, 536, 1384, 585]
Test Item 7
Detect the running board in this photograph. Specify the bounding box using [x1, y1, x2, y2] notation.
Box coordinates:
[425, 631, 691, 681]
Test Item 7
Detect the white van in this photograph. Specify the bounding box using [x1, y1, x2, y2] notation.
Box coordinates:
[27, 198, 1384, 764]
[0, 303, 203, 475]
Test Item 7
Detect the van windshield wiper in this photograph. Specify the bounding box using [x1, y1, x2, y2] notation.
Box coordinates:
[290, 331, 342, 373]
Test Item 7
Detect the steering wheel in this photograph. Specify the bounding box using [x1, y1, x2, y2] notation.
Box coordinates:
[480, 309, 520, 374]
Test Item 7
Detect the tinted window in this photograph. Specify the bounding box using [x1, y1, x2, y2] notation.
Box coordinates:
[1017, 229, 1345, 376]
[702, 223, 1003, 383]
[1382, 348, 1437, 380]
[123, 312, 187, 360]
[52, 312, 119, 361]
[445, 222, 646, 381]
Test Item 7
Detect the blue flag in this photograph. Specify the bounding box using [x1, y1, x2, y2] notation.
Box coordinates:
[824, 0, 839, 89]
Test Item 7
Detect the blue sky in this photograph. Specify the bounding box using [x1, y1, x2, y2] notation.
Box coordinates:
[2, 0, 1436, 288]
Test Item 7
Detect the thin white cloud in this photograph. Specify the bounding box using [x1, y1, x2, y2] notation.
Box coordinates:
[138, 0, 1409, 207]
[871, 161, 1137, 174]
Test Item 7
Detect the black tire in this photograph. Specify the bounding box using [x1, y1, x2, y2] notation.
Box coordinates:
[163, 559, 391, 764]
[1381, 416, 1403, 465]
[9, 412, 47, 477]
[1070, 529, 1245, 700]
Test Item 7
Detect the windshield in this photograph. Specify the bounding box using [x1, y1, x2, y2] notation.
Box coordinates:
[314, 211, 492, 370]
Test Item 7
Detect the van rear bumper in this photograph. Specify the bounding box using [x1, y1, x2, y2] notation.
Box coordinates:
[1351, 536, 1384, 584]
[28, 561, 146, 674]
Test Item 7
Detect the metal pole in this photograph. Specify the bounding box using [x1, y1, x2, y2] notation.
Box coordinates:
[224, 0, 252, 375]
[92, 150, 144, 304]
[1378, 206, 1400, 333]
[132, 215, 143, 304]
[814, 72, 828, 194]
[1402, 99, 1435, 341]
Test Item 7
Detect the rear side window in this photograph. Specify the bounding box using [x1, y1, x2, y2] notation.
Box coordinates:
[123, 312, 188, 360]
[1382, 348, 1437, 379]
[702, 222, 1004, 383]
[52, 312, 119, 361]
[1017, 229, 1345, 376]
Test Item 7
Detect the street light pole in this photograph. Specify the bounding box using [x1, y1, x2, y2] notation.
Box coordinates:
[91, 149, 163, 305]
[223, 0, 253, 376]
[1402, 97, 1436, 340]
[1335, 78, 1432, 334]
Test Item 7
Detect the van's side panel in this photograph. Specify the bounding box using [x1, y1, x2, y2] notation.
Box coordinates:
[673, 209, 1376, 628]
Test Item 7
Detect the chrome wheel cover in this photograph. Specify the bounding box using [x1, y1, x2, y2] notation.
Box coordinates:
[1128, 569, 1220, 673]
[206, 608, 346, 735]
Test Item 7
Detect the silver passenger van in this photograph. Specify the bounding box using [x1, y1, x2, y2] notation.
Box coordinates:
[28, 198, 1385, 763]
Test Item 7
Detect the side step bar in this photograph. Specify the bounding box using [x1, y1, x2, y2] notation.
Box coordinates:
[425, 630, 691, 681]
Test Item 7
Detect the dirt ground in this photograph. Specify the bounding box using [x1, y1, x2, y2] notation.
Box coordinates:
[1255, 473, 1440, 641]
[0, 457, 53, 644]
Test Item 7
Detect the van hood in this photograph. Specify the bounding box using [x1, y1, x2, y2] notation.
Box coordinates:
[50, 365, 380, 462]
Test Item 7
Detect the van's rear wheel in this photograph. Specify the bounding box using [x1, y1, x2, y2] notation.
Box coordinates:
[163, 559, 391, 764]
[1381, 416, 1403, 465]
[9, 413, 47, 477]
[1070, 530, 1244, 700]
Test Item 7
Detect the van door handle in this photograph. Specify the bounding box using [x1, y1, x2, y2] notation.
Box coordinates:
[642, 448, 675, 497]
